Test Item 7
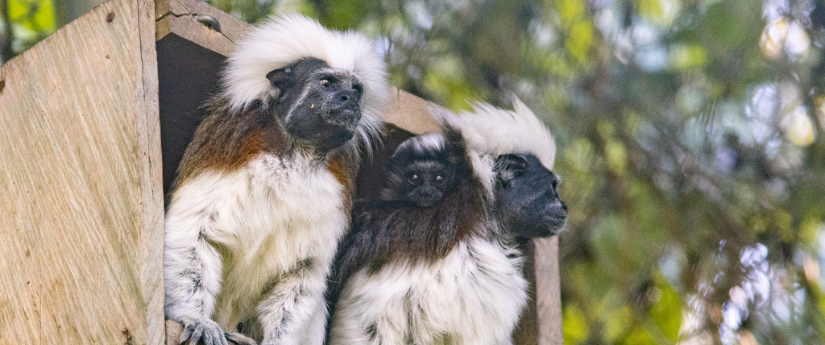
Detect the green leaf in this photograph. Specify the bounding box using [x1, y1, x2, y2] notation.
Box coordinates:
[562, 304, 589, 343]
[9, 0, 56, 34]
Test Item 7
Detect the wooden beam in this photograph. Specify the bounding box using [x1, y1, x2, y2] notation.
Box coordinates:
[156, 0, 247, 57]
[534, 237, 563, 345]
[136, 0, 166, 343]
[514, 237, 563, 345]
[0, 0, 164, 343]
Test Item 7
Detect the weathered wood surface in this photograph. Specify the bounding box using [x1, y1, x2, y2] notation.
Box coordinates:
[137, 0, 167, 343]
[0, 0, 164, 344]
[523, 236, 563, 345]
[154, 1, 562, 344]
[156, 0, 246, 57]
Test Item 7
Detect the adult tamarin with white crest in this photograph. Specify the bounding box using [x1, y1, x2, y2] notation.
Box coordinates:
[459, 98, 567, 240]
[163, 15, 388, 345]
[326, 99, 567, 345]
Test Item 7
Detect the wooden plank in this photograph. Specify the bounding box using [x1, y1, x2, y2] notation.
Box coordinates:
[156, 0, 247, 57]
[156, 0, 248, 40]
[384, 88, 441, 134]
[534, 237, 563, 345]
[136, 0, 167, 344]
[0, 0, 163, 343]
[514, 238, 563, 345]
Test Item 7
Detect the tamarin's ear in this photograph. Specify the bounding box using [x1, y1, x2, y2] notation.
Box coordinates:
[266, 66, 294, 100]
[495, 154, 528, 187]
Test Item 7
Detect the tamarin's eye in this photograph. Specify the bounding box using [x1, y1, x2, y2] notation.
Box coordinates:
[320, 78, 332, 88]
[551, 174, 561, 191]
[353, 84, 364, 95]
[408, 174, 421, 185]
[434, 175, 445, 186]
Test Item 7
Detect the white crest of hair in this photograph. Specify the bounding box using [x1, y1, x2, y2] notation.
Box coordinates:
[393, 132, 445, 158]
[427, 106, 497, 198]
[222, 14, 389, 153]
[329, 236, 527, 345]
[457, 96, 557, 169]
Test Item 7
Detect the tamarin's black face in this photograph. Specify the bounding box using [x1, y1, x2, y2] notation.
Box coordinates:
[380, 134, 460, 207]
[266, 57, 365, 152]
[495, 154, 567, 238]
[398, 159, 456, 207]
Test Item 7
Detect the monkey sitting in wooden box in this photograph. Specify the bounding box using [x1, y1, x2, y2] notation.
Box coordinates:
[327, 101, 567, 345]
[163, 15, 388, 345]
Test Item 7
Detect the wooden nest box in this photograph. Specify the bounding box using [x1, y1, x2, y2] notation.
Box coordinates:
[0, 0, 561, 343]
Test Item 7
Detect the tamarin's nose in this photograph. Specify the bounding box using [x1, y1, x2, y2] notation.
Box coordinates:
[335, 90, 359, 107]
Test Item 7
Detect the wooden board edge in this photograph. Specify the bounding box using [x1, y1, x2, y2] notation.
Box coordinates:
[155, 0, 247, 56]
[137, 1, 166, 344]
[534, 236, 562, 345]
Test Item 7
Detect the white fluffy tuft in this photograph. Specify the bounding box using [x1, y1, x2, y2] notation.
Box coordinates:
[391, 132, 445, 158]
[456, 97, 557, 169]
[222, 14, 389, 123]
[329, 237, 527, 345]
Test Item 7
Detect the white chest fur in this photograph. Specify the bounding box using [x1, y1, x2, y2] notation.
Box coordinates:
[330, 236, 528, 345]
[165, 153, 347, 330]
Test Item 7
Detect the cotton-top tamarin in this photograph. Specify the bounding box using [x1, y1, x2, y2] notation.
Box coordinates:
[163, 15, 388, 345]
[327, 100, 566, 345]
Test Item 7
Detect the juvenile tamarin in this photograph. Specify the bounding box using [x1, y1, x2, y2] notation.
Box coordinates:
[379, 132, 461, 207]
[163, 15, 388, 345]
[326, 100, 567, 345]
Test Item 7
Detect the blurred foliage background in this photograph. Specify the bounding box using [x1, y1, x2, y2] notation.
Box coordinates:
[3, 0, 825, 344]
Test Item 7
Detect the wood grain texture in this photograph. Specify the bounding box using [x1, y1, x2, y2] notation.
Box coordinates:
[157, 0, 248, 40]
[136, 0, 167, 344]
[533, 237, 563, 345]
[165, 320, 184, 345]
[156, 0, 246, 57]
[514, 238, 563, 345]
[384, 88, 441, 134]
[0, 0, 164, 343]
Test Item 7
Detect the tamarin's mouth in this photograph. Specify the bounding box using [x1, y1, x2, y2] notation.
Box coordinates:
[326, 108, 361, 127]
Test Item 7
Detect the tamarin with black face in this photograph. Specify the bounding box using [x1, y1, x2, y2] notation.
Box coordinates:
[379, 132, 462, 207]
[163, 15, 388, 345]
[459, 98, 568, 239]
[326, 101, 567, 345]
